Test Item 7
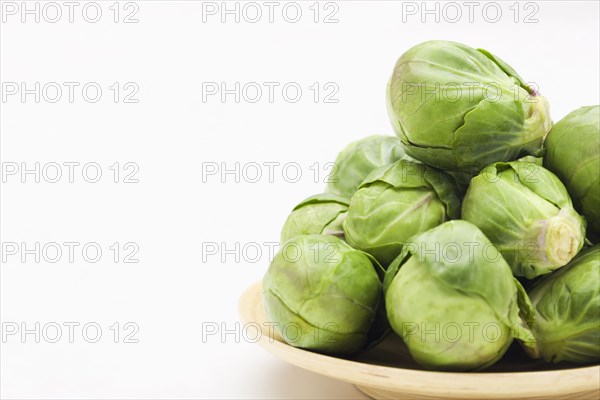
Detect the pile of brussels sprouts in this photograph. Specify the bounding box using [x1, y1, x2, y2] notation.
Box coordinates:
[262, 41, 600, 371]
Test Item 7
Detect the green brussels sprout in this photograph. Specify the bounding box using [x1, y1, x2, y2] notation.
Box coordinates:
[384, 221, 535, 371]
[343, 159, 461, 267]
[263, 234, 382, 354]
[462, 161, 586, 279]
[544, 106, 600, 240]
[387, 40, 552, 172]
[327, 135, 408, 198]
[526, 245, 600, 364]
[280, 193, 349, 244]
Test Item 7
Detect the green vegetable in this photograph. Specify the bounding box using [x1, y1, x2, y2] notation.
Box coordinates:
[327, 135, 408, 198]
[526, 245, 600, 364]
[384, 221, 534, 371]
[343, 159, 460, 267]
[544, 106, 600, 240]
[387, 40, 552, 172]
[263, 234, 382, 354]
[280, 193, 349, 244]
[462, 161, 586, 279]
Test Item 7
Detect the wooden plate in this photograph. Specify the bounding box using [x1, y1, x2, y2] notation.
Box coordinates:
[238, 282, 600, 400]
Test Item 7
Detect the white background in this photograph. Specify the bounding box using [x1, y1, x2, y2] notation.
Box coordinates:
[1, 1, 598, 398]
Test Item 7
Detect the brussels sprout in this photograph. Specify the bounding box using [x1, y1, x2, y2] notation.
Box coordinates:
[327, 135, 408, 198]
[343, 159, 460, 267]
[387, 40, 552, 172]
[526, 245, 600, 364]
[462, 161, 586, 279]
[384, 221, 535, 371]
[280, 193, 349, 244]
[263, 234, 382, 354]
[544, 106, 600, 240]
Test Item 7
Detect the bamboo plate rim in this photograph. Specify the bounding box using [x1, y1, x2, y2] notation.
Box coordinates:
[239, 281, 600, 399]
